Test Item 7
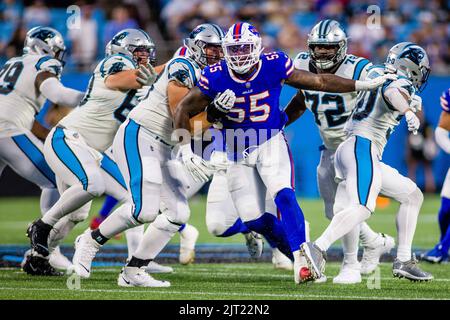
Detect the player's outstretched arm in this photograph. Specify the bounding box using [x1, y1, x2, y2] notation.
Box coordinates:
[284, 90, 307, 126]
[105, 64, 157, 91]
[435, 112, 450, 153]
[174, 86, 213, 136]
[35, 72, 85, 108]
[285, 69, 395, 93]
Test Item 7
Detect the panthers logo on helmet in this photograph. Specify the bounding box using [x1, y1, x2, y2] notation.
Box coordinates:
[189, 26, 206, 39]
[111, 32, 129, 45]
[31, 29, 55, 43]
[399, 47, 425, 66]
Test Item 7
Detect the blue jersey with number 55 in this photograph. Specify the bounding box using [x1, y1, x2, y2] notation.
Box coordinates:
[198, 51, 294, 158]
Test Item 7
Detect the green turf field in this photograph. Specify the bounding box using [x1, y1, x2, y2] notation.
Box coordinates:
[0, 195, 449, 300]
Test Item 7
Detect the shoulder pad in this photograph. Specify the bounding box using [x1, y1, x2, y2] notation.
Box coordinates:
[167, 57, 201, 89]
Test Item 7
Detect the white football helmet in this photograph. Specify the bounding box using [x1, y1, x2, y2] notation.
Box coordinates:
[109, 28, 156, 66]
[307, 19, 347, 70]
[222, 22, 264, 74]
[385, 42, 431, 92]
[24, 26, 66, 62]
[183, 23, 224, 68]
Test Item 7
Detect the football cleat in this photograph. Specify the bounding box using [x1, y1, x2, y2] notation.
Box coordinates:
[361, 233, 395, 274]
[26, 219, 52, 257]
[72, 230, 101, 278]
[299, 242, 327, 282]
[393, 255, 433, 281]
[272, 248, 293, 271]
[49, 246, 73, 271]
[118, 266, 171, 287]
[22, 254, 63, 276]
[420, 245, 448, 264]
[333, 263, 362, 284]
[179, 224, 199, 265]
[244, 232, 264, 259]
[146, 261, 174, 274]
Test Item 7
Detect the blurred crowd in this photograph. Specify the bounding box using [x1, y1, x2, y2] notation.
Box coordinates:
[0, 0, 449, 73]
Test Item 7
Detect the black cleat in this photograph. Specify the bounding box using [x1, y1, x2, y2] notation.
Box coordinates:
[26, 219, 52, 257]
[22, 255, 63, 276]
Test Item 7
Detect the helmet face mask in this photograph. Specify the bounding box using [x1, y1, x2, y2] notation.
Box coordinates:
[307, 20, 347, 70]
[222, 22, 263, 74]
[183, 23, 225, 68]
[309, 43, 342, 70]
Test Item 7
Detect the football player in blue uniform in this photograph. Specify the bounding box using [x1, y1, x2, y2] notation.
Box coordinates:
[421, 88, 450, 263]
[173, 22, 394, 284]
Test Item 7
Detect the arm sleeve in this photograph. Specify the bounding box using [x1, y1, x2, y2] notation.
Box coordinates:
[435, 126, 450, 154]
[39, 77, 85, 108]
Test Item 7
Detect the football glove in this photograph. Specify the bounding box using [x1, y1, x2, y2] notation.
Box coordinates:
[136, 64, 158, 86]
[206, 89, 236, 123]
[405, 110, 420, 135]
[410, 95, 422, 113]
[175, 143, 213, 183]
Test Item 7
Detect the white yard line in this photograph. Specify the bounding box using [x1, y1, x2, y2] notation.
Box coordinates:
[0, 286, 447, 300]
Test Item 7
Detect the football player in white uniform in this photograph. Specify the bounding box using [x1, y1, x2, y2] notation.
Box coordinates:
[25, 29, 158, 272]
[0, 26, 85, 275]
[72, 24, 225, 287]
[284, 20, 395, 283]
[300, 42, 433, 282]
[421, 89, 450, 263]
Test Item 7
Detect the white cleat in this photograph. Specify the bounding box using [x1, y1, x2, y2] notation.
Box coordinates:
[72, 230, 101, 278]
[179, 224, 199, 265]
[272, 248, 293, 271]
[118, 266, 171, 287]
[293, 250, 309, 284]
[333, 263, 362, 284]
[244, 232, 264, 259]
[361, 233, 395, 275]
[146, 261, 174, 274]
[49, 246, 73, 271]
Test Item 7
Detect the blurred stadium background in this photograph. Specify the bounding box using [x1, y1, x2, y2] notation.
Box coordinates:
[0, 0, 449, 199]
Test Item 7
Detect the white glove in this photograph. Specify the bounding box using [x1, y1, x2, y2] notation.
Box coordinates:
[136, 64, 158, 86]
[405, 110, 420, 135]
[175, 143, 212, 183]
[355, 73, 398, 91]
[135, 85, 150, 101]
[410, 95, 422, 113]
[213, 89, 236, 113]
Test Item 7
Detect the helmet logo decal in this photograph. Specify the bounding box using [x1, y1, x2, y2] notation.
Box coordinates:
[31, 29, 55, 42]
[112, 32, 129, 45]
[248, 25, 260, 36]
[190, 26, 205, 39]
[399, 47, 424, 66]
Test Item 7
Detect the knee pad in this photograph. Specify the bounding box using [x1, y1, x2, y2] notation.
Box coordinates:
[86, 171, 106, 197]
[324, 203, 334, 221]
[152, 214, 182, 234]
[163, 201, 190, 225]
